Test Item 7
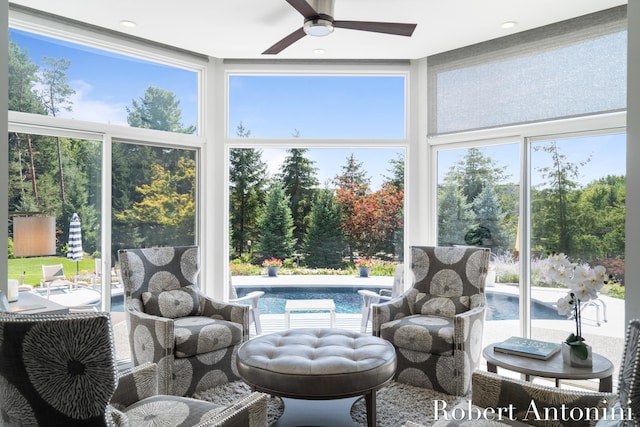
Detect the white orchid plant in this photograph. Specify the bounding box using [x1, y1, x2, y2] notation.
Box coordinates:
[543, 253, 609, 360]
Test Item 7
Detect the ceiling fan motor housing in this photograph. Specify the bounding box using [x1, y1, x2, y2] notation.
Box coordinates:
[309, 0, 334, 17]
[303, 0, 335, 36]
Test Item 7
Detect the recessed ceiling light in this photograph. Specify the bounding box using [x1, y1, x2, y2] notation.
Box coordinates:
[313, 48, 326, 55]
[501, 21, 518, 29]
[120, 20, 137, 28]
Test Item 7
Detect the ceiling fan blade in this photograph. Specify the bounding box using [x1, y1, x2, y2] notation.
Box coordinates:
[333, 21, 417, 37]
[263, 27, 307, 54]
[286, 0, 318, 19]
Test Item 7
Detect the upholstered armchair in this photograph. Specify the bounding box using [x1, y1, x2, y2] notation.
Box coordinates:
[119, 246, 250, 396]
[372, 245, 490, 396]
[0, 311, 267, 427]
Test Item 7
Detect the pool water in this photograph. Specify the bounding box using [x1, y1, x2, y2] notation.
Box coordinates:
[236, 287, 565, 321]
[111, 287, 564, 321]
[236, 287, 380, 315]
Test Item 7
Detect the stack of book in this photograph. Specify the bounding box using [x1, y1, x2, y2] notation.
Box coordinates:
[493, 336, 561, 360]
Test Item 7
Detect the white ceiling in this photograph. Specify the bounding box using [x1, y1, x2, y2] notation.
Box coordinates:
[9, 0, 627, 60]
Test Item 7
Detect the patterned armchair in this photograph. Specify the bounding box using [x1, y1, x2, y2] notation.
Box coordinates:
[119, 246, 249, 396]
[372, 246, 490, 396]
[0, 311, 267, 427]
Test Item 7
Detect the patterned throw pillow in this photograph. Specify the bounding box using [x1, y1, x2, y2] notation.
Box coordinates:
[414, 293, 469, 318]
[142, 285, 200, 319]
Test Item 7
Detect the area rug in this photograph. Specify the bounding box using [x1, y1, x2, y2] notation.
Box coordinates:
[193, 381, 284, 425]
[195, 381, 463, 427]
[350, 382, 465, 427]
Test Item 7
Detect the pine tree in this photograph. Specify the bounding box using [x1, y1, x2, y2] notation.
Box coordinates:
[126, 85, 196, 134]
[303, 189, 345, 268]
[472, 184, 509, 251]
[256, 183, 296, 261]
[334, 154, 370, 260]
[438, 183, 476, 246]
[279, 148, 319, 250]
[229, 123, 268, 256]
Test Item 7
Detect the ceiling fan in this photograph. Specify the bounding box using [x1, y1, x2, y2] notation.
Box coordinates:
[263, 0, 417, 54]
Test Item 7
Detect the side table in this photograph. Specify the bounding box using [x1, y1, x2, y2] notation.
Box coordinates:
[483, 343, 614, 392]
[9, 292, 69, 315]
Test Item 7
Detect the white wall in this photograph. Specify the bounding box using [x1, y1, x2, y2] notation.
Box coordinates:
[626, 1, 639, 323]
[1, 0, 8, 296]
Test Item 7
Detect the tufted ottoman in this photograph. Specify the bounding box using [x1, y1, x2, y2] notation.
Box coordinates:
[236, 328, 396, 427]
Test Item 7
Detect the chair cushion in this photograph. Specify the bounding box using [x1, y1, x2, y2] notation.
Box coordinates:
[142, 285, 200, 319]
[174, 316, 244, 358]
[123, 395, 224, 427]
[414, 293, 469, 317]
[380, 315, 455, 355]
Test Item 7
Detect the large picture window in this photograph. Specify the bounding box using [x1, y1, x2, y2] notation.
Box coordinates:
[9, 28, 199, 134]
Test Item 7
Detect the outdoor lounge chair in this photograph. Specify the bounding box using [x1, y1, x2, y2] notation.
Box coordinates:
[229, 274, 264, 336]
[358, 263, 406, 333]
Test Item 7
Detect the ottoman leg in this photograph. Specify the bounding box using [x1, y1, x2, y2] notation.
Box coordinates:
[365, 389, 376, 427]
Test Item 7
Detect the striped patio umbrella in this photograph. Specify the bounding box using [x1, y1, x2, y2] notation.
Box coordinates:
[67, 212, 83, 275]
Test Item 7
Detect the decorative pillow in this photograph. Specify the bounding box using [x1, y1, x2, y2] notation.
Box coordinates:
[142, 285, 200, 319]
[414, 293, 469, 318]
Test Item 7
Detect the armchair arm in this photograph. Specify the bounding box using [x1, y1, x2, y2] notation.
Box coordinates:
[196, 391, 268, 427]
[125, 303, 175, 394]
[471, 371, 615, 427]
[371, 289, 417, 336]
[199, 294, 250, 339]
[110, 362, 158, 410]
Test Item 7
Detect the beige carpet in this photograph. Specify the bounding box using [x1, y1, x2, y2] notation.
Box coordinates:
[194, 381, 464, 427]
[350, 382, 465, 427]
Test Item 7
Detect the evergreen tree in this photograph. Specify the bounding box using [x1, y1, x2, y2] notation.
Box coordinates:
[279, 148, 319, 250]
[127, 85, 196, 134]
[531, 141, 588, 255]
[384, 152, 405, 190]
[334, 154, 370, 260]
[38, 56, 76, 205]
[472, 184, 510, 251]
[437, 183, 476, 246]
[256, 183, 296, 261]
[303, 189, 345, 268]
[445, 147, 509, 204]
[229, 123, 268, 256]
[8, 39, 46, 209]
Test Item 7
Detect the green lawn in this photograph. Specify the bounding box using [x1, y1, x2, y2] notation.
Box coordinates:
[8, 256, 97, 287]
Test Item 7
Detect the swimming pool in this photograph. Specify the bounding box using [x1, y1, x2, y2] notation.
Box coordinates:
[235, 287, 565, 321]
[112, 287, 564, 321]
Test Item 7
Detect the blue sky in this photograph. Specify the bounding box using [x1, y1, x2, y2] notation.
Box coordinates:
[10, 29, 404, 190]
[10, 28, 625, 192]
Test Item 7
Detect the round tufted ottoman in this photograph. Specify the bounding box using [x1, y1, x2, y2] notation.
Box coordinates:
[236, 328, 396, 427]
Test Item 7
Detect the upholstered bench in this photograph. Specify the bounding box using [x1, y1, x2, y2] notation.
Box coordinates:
[236, 328, 397, 427]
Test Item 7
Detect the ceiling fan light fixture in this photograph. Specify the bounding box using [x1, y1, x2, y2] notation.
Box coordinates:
[304, 18, 334, 37]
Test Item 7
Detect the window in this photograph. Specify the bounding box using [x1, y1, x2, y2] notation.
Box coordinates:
[529, 131, 625, 375]
[9, 28, 199, 134]
[228, 74, 406, 139]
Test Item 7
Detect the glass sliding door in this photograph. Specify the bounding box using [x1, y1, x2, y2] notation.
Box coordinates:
[111, 140, 197, 285]
[7, 130, 102, 301]
[436, 142, 521, 343]
[529, 131, 626, 385]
